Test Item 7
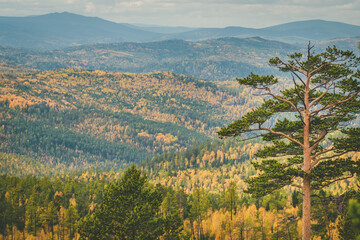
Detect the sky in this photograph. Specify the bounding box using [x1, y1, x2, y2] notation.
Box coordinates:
[0, 0, 360, 28]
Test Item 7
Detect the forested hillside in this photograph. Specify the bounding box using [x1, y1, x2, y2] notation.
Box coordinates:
[0, 37, 296, 80]
[2, 36, 358, 81]
[1, 45, 360, 239]
[0, 66, 264, 175]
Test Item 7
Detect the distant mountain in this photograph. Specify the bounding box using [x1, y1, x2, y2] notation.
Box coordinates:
[0, 12, 162, 50]
[0, 37, 296, 80]
[0, 12, 359, 50]
[129, 23, 196, 34]
[259, 20, 360, 43]
[314, 37, 360, 52]
[165, 26, 257, 41]
[169, 20, 360, 43]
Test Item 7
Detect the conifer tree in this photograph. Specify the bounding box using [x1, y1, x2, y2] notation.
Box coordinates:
[221, 181, 239, 240]
[218, 44, 360, 240]
[347, 199, 360, 239]
[161, 190, 183, 240]
[222, 181, 238, 221]
[190, 187, 210, 239]
[79, 165, 164, 240]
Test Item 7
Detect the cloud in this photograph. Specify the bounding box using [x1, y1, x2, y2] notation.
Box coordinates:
[0, 0, 359, 27]
[85, 2, 95, 12]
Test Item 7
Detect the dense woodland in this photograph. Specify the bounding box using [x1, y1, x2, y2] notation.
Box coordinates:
[1, 50, 360, 240]
[0, 66, 259, 174]
[1, 166, 360, 239]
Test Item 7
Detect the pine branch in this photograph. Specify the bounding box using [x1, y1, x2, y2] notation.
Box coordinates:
[313, 175, 354, 190]
[309, 62, 332, 76]
[291, 74, 306, 115]
[264, 87, 304, 117]
[289, 67, 306, 86]
[259, 127, 304, 148]
[311, 151, 349, 169]
[311, 147, 335, 159]
[310, 89, 360, 115]
[310, 129, 328, 150]
[236, 135, 262, 142]
[309, 80, 335, 108]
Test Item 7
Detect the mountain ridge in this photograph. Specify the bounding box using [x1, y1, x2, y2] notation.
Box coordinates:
[1, 12, 360, 50]
[0, 37, 297, 80]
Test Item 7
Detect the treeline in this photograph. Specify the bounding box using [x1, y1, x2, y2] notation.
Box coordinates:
[1, 167, 360, 239]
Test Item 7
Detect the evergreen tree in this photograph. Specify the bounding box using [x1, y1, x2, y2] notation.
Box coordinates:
[348, 199, 360, 239]
[218, 44, 360, 240]
[25, 193, 40, 236]
[79, 165, 164, 239]
[221, 181, 239, 220]
[190, 187, 210, 240]
[221, 181, 239, 240]
[339, 193, 360, 240]
[40, 201, 58, 238]
[161, 190, 183, 240]
[65, 204, 79, 239]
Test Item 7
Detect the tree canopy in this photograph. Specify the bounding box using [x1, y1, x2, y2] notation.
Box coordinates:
[79, 165, 166, 239]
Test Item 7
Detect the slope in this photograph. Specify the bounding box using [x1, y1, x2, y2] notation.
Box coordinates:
[0, 67, 253, 175]
[0, 37, 296, 80]
[1, 12, 360, 50]
[168, 20, 360, 43]
[0, 12, 162, 50]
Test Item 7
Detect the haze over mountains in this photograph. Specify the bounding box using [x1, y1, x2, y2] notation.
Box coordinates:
[1, 11, 359, 172]
[1, 12, 360, 50]
[0, 37, 298, 80]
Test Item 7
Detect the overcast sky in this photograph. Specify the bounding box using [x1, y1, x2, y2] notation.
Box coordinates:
[1, 0, 359, 28]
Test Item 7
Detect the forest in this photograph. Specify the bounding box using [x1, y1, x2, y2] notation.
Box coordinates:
[1, 43, 360, 240]
[0, 67, 254, 174]
[1, 165, 360, 239]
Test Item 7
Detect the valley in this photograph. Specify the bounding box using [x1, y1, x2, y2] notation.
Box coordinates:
[1, 11, 360, 240]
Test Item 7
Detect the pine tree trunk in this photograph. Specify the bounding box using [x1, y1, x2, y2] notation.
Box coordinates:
[303, 71, 312, 240]
[302, 177, 311, 240]
[303, 127, 311, 240]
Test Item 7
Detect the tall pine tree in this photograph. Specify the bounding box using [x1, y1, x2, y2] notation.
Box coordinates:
[218, 44, 360, 240]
